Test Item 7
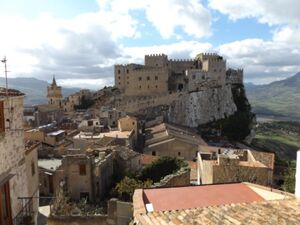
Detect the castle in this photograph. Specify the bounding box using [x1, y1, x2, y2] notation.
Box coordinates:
[115, 53, 243, 96]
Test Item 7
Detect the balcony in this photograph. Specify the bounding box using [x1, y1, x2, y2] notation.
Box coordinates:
[13, 197, 34, 225]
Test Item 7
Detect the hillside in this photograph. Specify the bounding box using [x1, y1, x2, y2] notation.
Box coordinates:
[251, 121, 300, 161]
[245, 72, 300, 119]
[0, 77, 80, 105]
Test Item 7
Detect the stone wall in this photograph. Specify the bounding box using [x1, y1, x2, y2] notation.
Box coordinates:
[47, 216, 108, 225]
[212, 164, 271, 186]
[0, 95, 30, 218]
[153, 168, 191, 187]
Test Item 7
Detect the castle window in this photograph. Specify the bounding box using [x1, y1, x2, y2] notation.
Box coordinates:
[155, 76, 158, 80]
[127, 82, 129, 85]
[152, 151, 156, 156]
[147, 76, 150, 81]
[139, 85, 141, 89]
[178, 152, 181, 156]
[0, 101, 4, 133]
[139, 77, 142, 81]
[155, 85, 158, 88]
[127, 76, 129, 79]
[31, 161, 35, 176]
[132, 122, 135, 125]
[147, 85, 150, 89]
[118, 76, 121, 80]
[156, 63, 158, 66]
[126, 69, 129, 73]
[214, 69, 217, 72]
[118, 69, 120, 74]
[118, 82, 121, 85]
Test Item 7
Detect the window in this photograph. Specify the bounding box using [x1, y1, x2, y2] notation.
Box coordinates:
[192, 75, 196, 80]
[87, 120, 93, 126]
[31, 161, 35, 176]
[178, 152, 181, 156]
[118, 69, 120, 74]
[118, 76, 121, 80]
[132, 122, 135, 125]
[127, 76, 129, 79]
[126, 69, 129, 73]
[118, 82, 121, 85]
[0, 182, 12, 225]
[147, 76, 150, 81]
[127, 82, 129, 85]
[139, 77, 142, 81]
[147, 85, 150, 89]
[155, 85, 158, 88]
[155, 76, 158, 80]
[139, 85, 141, 89]
[0, 101, 4, 133]
[79, 164, 86, 175]
[152, 151, 156, 156]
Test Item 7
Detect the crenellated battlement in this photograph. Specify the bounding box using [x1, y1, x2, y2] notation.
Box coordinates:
[145, 53, 167, 57]
[168, 58, 195, 62]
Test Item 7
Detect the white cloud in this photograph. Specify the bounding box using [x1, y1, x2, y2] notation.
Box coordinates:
[273, 26, 300, 44]
[97, 0, 212, 39]
[208, 0, 300, 26]
[120, 41, 213, 64]
[217, 38, 300, 83]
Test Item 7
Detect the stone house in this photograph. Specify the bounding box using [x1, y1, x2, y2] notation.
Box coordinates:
[38, 158, 63, 196]
[197, 147, 274, 186]
[143, 123, 207, 160]
[0, 88, 39, 225]
[57, 150, 114, 202]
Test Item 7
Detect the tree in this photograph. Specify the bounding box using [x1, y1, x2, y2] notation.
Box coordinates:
[139, 156, 187, 182]
[111, 176, 152, 202]
[282, 161, 296, 193]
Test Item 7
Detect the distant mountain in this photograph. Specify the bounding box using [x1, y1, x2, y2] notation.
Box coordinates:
[245, 72, 300, 119]
[0, 77, 80, 106]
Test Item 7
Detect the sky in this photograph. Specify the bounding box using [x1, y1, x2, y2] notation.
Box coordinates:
[0, 0, 300, 89]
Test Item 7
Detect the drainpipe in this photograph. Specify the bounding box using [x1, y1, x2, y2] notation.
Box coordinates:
[295, 150, 300, 198]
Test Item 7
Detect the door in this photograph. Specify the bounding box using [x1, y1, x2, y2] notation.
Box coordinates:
[0, 181, 12, 225]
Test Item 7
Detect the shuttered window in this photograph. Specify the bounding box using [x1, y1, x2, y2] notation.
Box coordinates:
[0, 101, 4, 133]
[0, 181, 12, 225]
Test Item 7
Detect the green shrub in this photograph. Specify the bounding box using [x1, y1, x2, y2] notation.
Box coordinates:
[139, 156, 187, 182]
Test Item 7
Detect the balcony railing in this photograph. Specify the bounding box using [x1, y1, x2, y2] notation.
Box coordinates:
[13, 197, 34, 225]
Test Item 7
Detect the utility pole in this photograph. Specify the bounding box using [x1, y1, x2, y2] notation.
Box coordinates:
[1, 56, 8, 96]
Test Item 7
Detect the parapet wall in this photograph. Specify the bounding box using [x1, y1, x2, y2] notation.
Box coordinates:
[118, 91, 180, 113]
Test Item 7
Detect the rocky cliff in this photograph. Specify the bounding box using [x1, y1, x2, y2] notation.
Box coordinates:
[168, 85, 237, 127]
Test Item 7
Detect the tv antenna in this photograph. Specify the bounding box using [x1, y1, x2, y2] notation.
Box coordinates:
[1, 56, 8, 96]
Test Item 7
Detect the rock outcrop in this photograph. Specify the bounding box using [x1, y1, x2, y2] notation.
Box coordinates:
[168, 85, 237, 127]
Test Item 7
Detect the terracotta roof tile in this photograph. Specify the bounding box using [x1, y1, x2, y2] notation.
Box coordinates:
[135, 199, 300, 225]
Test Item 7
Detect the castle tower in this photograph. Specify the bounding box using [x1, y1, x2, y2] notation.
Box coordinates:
[47, 75, 63, 108]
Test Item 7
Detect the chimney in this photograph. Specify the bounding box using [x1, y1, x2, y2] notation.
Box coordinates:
[296, 150, 300, 198]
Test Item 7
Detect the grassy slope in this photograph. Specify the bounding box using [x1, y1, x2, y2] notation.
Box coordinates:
[251, 121, 300, 161]
[246, 72, 300, 119]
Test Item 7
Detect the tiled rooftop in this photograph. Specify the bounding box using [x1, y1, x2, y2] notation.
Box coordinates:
[135, 198, 300, 225]
[0, 87, 24, 97]
[142, 183, 264, 212]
